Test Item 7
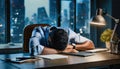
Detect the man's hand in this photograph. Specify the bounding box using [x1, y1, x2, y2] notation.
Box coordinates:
[62, 44, 79, 53]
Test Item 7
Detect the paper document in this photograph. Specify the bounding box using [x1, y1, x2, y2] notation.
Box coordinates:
[85, 48, 108, 53]
[38, 54, 68, 60]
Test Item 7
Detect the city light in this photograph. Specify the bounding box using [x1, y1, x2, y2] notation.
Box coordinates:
[0, 24, 2, 27]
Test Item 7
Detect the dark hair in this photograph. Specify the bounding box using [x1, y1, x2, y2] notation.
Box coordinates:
[50, 26, 57, 31]
[49, 28, 68, 51]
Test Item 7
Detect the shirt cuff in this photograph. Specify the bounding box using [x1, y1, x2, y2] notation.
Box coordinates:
[37, 45, 44, 55]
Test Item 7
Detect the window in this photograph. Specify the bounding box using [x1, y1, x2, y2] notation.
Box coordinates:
[0, 0, 5, 43]
[76, 0, 90, 38]
[10, 0, 58, 43]
[61, 0, 90, 38]
[61, 0, 73, 29]
[0, 0, 91, 47]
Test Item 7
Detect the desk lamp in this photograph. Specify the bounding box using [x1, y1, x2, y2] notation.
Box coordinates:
[90, 8, 120, 54]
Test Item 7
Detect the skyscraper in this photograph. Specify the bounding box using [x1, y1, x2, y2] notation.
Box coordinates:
[11, 0, 25, 42]
[0, 0, 5, 43]
[38, 7, 48, 24]
[69, 1, 75, 30]
[49, 0, 57, 26]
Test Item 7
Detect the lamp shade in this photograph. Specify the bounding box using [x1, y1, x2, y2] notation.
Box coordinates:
[90, 8, 106, 26]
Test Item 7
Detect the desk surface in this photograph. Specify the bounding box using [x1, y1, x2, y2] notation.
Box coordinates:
[0, 52, 120, 69]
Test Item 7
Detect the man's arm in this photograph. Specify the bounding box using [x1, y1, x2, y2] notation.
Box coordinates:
[41, 41, 95, 55]
[75, 40, 95, 51]
[41, 47, 60, 55]
[41, 45, 78, 55]
[67, 28, 95, 51]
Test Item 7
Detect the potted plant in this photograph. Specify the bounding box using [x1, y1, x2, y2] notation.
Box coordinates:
[100, 28, 119, 50]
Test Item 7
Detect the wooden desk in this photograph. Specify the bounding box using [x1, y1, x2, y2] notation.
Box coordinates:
[0, 52, 120, 69]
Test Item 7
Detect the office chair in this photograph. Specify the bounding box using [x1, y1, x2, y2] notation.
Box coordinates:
[23, 24, 50, 52]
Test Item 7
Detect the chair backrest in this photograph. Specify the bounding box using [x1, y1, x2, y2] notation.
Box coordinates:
[23, 24, 50, 52]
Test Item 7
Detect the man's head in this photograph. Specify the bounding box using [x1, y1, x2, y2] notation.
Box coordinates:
[49, 27, 68, 51]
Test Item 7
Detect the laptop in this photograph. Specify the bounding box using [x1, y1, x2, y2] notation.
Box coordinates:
[61, 48, 107, 57]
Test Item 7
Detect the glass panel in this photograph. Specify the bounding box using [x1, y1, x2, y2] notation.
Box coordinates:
[1, 0, 90, 45]
[10, 0, 57, 43]
[76, 0, 90, 38]
[0, 0, 5, 44]
[25, 0, 57, 26]
[61, 0, 75, 30]
[10, 0, 25, 43]
[61, 0, 90, 38]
